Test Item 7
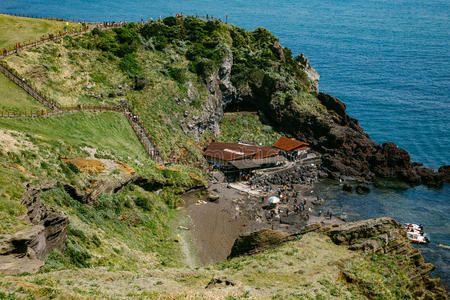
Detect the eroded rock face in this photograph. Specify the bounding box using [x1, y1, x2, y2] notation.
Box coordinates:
[311, 93, 447, 187]
[21, 183, 69, 259]
[321, 218, 447, 298]
[63, 175, 168, 205]
[296, 53, 320, 91]
[229, 218, 447, 298]
[180, 54, 234, 140]
[227, 229, 293, 259]
[0, 183, 69, 274]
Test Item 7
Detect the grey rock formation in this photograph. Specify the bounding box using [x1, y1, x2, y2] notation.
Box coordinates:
[21, 184, 69, 259]
[295, 53, 320, 91]
[180, 54, 236, 140]
[0, 183, 69, 274]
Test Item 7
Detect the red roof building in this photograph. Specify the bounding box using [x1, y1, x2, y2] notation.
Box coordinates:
[273, 137, 309, 152]
[204, 142, 280, 163]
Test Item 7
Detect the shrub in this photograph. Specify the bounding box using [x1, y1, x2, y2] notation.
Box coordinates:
[168, 67, 187, 84]
[66, 161, 80, 174]
[119, 53, 141, 77]
[65, 237, 91, 268]
[134, 195, 152, 211]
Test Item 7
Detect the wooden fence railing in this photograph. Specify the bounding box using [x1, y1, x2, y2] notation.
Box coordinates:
[0, 105, 120, 118]
[0, 64, 59, 110]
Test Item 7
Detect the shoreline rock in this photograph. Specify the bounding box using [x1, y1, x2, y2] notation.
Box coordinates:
[228, 217, 447, 298]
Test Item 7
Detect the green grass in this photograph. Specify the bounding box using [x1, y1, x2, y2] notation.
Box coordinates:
[0, 112, 147, 162]
[0, 112, 150, 235]
[40, 184, 180, 270]
[0, 112, 204, 269]
[218, 113, 281, 146]
[0, 14, 81, 50]
[0, 72, 47, 114]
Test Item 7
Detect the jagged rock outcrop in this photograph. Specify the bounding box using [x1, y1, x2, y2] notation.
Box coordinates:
[21, 183, 69, 259]
[228, 229, 293, 259]
[321, 218, 447, 299]
[228, 223, 320, 258]
[296, 53, 320, 91]
[228, 218, 447, 298]
[180, 54, 234, 140]
[0, 183, 69, 274]
[63, 175, 167, 205]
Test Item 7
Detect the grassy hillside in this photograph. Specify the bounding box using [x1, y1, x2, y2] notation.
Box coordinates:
[0, 13, 80, 115]
[218, 112, 281, 146]
[0, 72, 47, 114]
[0, 112, 148, 162]
[3, 17, 326, 164]
[0, 232, 413, 299]
[0, 112, 204, 270]
[0, 14, 81, 50]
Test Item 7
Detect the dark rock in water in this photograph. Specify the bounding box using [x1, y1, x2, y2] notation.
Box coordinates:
[342, 183, 352, 192]
[416, 167, 443, 187]
[438, 165, 450, 183]
[355, 185, 370, 194]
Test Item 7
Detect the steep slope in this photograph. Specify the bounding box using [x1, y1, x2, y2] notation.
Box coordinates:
[0, 218, 446, 299]
[4, 16, 448, 186]
[0, 112, 204, 274]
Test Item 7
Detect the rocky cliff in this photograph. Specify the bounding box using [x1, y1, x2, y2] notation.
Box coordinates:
[0, 183, 69, 274]
[229, 218, 447, 299]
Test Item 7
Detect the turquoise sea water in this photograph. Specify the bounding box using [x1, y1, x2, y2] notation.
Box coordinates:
[1, 0, 449, 289]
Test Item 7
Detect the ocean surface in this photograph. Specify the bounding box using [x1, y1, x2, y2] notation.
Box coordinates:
[1, 0, 449, 289]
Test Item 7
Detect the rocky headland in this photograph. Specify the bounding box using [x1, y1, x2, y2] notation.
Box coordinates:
[229, 217, 448, 299]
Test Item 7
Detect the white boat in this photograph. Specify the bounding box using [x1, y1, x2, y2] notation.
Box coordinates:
[404, 223, 424, 234]
[406, 231, 429, 244]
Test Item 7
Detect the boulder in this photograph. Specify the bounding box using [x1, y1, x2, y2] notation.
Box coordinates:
[342, 183, 352, 192]
[207, 192, 220, 202]
[228, 229, 293, 258]
[355, 185, 370, 194]
[205, 277, 236, 289]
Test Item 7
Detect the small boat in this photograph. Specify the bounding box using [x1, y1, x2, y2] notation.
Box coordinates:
[404, 223, 424, 234]
[406, 232, 429, 244]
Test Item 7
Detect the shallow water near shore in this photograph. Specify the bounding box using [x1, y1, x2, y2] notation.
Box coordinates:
[1, 0, 449, 290]
[315, 180, 450, 289]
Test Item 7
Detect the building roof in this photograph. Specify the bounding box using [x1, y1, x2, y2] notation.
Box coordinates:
[273, 137, 309, 151]
[230, 155, 288, 170]
[204, 142, 280, 161]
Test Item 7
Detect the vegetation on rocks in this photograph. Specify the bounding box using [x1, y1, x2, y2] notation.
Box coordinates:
[3, 16, 322, 165]
[0, 112, 203, 272]
[0, 231, 436, 299]
[0, 14, 447, 299]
